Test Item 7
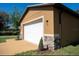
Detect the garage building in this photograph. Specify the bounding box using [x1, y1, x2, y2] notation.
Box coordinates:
[19, 3, 79, 50]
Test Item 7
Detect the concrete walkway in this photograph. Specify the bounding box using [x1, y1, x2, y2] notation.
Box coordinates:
[0, 39, 37, 55]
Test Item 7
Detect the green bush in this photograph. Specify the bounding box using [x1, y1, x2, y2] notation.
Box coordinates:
[38, 38, 44, 51]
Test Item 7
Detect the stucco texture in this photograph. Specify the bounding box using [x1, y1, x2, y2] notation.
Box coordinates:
[20, 6, 54, 39]
[61, 12, 79, 46]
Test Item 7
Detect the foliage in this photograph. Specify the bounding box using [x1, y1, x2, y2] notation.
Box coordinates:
[38, 38, 44, 51]
[0, 7, 21, 31]
[0, 7, 21, 36]
[11, 7, 21, 30]
[76, 9, 79, 14]
[0, 12, 9, 30]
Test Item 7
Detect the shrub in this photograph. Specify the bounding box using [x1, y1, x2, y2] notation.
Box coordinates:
[38, 38, 44, 51]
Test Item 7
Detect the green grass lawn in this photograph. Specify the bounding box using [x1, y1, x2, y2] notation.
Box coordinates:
[16, 45, 79, 56]
[0, 35, 17, 43]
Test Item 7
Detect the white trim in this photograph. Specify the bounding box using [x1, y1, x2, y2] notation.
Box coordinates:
[23, 16, 44, 25]
[44, 34, 54, 37]
[27, 3, 51, 8]
[44, 34, 59, 36]
[52, 11, 55, 36]
[27, 3, 45, 8]
[44, 34, 60, 37]
[23, 16, 44, 40]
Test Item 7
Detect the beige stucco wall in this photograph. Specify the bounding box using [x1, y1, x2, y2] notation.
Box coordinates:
[20, 6, 54, 39]
[61, 12, 79, 47]
[53, 8, 79, 47]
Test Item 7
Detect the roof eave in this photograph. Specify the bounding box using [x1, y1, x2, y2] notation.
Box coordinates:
[19, 3, 79, 25]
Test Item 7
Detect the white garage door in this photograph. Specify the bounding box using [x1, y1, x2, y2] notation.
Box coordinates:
[24, 19, 43, 45]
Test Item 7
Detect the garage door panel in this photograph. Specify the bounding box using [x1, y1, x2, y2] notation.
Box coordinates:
[24, 20, 43, 45]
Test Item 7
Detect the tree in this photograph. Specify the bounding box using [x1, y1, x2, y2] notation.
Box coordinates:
[11, 7, 21, 30]
[76, 9, 79, 14]
[0, 11, 9, 30]
[0, 16, 4, 30]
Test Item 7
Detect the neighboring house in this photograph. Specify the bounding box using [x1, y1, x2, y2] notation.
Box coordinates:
[19, 3, 79, 50]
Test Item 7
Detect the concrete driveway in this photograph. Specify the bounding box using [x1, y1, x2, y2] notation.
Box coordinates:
[0, 39, 37, 55]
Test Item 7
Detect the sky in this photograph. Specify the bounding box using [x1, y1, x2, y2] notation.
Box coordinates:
[0, 3, 38, 15]
[64, 3, 79, 10]
[0, 3, 79, 16]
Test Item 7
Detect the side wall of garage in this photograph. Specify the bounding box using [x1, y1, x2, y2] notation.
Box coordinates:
[61, 12, 79, 47]
[53, 7, 79, 48]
